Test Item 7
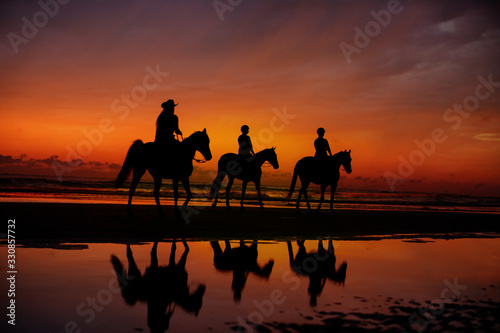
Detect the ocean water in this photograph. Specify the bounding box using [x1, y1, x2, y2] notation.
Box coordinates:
[1, 176, 499, 213]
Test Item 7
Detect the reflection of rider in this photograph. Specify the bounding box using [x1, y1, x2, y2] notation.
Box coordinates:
[155, 100, 183, 145]
[111, 241, 205, 333]
[314, 128, 332, 159]
[238, 125, 255, 162]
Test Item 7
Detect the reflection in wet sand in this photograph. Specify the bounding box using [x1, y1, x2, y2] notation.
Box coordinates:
[287, 238, 347, 306]
[211, 240, 274, 302]
[111, 241, 205, 332]
[3, 238, 499, 332]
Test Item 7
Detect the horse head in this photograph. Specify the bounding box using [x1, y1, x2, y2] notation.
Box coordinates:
[266, 147, 279, 169]
[341, 149, 352, 174]
[188, 128, 212, 161]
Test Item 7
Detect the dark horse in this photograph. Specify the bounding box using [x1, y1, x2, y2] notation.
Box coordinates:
[111, 241, 206, 332]
[286, 150, 352, 212]
[287, 239, 347, 306]
[115, 129, 212, 216]
[209, 148, 279, 209]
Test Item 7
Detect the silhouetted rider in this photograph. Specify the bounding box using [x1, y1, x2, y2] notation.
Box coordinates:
[314, 127, 332, 159]
[155, 99, 183, 145]
[238, 125, 254, 161]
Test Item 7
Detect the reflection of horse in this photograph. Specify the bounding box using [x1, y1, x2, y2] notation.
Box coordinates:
[111, 241, 205, 333]
[208, 148, 279, 209]
[286, 150, 352, 212]
[287, 239, 347, 306]
[115, 129, 212, 216]
[210, 240, 274, 302]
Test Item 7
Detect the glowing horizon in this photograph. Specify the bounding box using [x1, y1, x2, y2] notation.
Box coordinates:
[1, 0, 499, 195]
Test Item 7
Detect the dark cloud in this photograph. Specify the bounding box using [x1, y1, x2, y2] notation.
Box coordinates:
[0, 154, 121, 179]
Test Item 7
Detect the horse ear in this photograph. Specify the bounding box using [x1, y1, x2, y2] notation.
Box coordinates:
[272, 146, 276, 151]
[349, 149, 351, 153]
[203, 128, 206, 133]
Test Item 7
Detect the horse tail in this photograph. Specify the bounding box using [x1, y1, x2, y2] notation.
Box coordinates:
[114, 140, 143, 187]
[208, 170, 227, 200]
[285, 163, 299, 202]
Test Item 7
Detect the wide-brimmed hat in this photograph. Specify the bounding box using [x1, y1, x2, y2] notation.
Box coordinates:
[161, 99, 178, 109]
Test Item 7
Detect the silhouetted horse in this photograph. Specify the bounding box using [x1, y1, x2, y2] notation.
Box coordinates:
[115, 129, 212, 216]
[210, 240, 274, 302]
[287, 239, 347, 306]
[208, 148, 279, 209]
[286, 150, 352, 212]
[111, 241, 206, 332]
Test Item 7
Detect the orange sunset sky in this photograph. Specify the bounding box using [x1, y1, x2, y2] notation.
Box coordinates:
[1, 0, 500, 195]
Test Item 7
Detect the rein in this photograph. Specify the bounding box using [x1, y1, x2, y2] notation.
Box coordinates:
[193, 157, 207, 163]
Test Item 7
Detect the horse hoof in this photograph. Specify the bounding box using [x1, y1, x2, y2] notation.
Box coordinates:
[226, 206, 232, 211]
[240, 206, 245, 211]
[211, 202, 217, 208]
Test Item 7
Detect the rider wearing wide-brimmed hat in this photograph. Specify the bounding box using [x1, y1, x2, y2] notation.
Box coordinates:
[155, 99, 183, 145]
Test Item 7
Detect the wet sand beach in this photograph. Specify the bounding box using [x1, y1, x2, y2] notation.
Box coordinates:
[3, 202, 499, 244]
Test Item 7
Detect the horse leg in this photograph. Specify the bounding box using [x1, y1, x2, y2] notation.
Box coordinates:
[127, 167, 145, 216]
[240, 180, 248, 210]
[296, 190, 302, 212]
[287, 241, 295, 267]
[153, 176, 164, 218]
[211, 170, 227, 208]
[181, 178, 192, 208]
[330, 182, 338, 212]
[255, 179, 264, 209]
[172, 180, 179, 209]
[303, 186, 312, 212]
[317, 184, 327, 212]
[299, 181, 311, 212]
[225, 176, 234, 210]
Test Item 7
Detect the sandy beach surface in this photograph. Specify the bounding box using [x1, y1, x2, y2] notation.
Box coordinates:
[2, 202, 499, 244]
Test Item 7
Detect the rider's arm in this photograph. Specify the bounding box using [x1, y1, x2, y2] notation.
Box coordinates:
[326, 140, 332, 156]
[248, 137, 255, 155]
[173, 116, 182, 135]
